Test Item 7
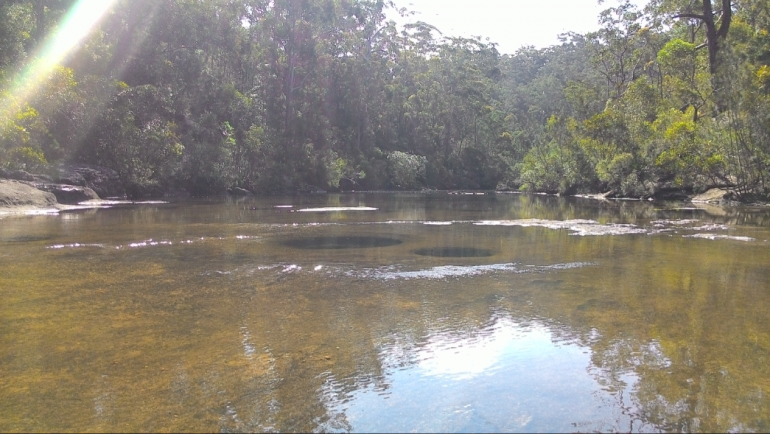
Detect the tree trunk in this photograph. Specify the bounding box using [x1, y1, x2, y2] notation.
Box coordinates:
[676, 0, 732, 75]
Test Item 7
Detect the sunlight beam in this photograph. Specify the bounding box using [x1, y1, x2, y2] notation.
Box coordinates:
[1, 0, 118, 124]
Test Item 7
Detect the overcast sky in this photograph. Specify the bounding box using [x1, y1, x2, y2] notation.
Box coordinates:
[388, 0, 650, 54]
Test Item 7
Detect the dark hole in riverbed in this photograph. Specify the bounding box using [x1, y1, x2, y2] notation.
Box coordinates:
[281, 236, 402, 249]
[412, 247, 495, 257]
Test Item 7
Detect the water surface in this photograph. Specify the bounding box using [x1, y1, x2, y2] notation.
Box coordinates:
[1, 193, 769, 432]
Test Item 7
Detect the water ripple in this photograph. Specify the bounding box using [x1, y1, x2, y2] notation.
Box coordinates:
[474, 219, 648, 236]
[351, 262, 595, 280]
[474, 218, 753, 240]
[683, 234, 756, 242]
[205, 261, 595, 281]
[297, 207, 378, 212]
[46, 243, 105, 249]
[46, 234, 261, 250]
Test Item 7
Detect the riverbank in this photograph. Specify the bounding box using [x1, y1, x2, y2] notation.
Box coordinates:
[0, 165, 761, 215]
[0, 164, 120, 214]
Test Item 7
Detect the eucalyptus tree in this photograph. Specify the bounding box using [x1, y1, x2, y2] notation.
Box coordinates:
[320, 0, 400, 187]
[585, 1, 660, 100]
[651, 0, 733, 74]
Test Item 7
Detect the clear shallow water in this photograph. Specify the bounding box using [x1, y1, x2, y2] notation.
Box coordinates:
[1, 193, 769, 432]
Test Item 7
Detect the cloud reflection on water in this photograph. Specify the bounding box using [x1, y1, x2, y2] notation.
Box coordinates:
[327, 317, 645, 433]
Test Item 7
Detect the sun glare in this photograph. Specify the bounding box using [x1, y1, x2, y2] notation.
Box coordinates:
[44, 0, 116, 68]
[1, 0, 118, 121]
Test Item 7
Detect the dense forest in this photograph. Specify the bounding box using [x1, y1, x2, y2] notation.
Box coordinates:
[1, 0, 770, 199]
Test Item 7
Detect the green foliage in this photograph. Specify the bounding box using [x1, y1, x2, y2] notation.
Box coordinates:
[653, 110, 719, 187]
[0, 1, 32, 71]
[657, 39, 695, 68]
[79, 84, 182, 192]
[1, 99, 36, 149]
[520, 116, 591, 194]
[387, 151, 426, 190]
[3, 146, 48, 172]
[1, 0, 769, 200]
[318, 150, 365, 189]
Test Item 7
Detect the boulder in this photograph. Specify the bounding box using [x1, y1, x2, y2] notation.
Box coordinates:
[33, 183, 100, 204]
[57, 163, 124, 198]
[6, 169, 55, 183]
[56, 170, 86, 186]
[4, 169, 35, 182]
[0, 180, 58, 209]
[692, 188, 734, 203]
[0, 168, 53, 183]
[32, 173, 54, 183]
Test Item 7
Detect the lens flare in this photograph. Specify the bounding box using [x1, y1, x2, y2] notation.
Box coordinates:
[1, 0, 118, 123]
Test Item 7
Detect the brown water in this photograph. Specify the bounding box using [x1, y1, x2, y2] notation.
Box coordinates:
[1, 193, 769, 432]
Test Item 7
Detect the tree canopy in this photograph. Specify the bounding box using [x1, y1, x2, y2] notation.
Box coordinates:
[2, 0, 770, 199]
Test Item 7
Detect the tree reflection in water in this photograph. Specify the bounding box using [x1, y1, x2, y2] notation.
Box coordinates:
[0, 194, 768, 432]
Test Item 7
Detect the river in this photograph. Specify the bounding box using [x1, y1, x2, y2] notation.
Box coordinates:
[1, 193, 768, 432]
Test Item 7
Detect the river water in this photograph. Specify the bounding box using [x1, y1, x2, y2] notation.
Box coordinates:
[1, 193, 769, 432]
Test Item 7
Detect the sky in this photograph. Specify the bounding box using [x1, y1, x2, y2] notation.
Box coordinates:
[388, 0, 649, 54]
